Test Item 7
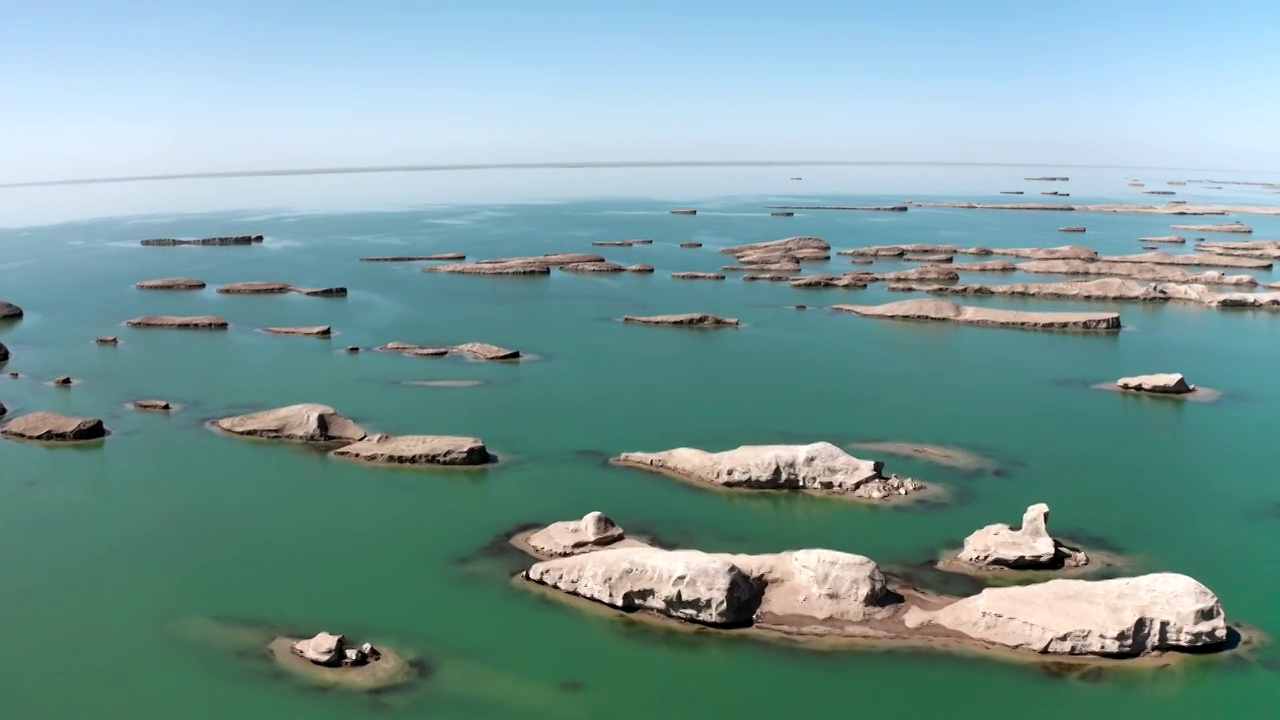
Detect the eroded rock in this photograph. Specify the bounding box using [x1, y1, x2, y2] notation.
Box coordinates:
[135, 277, 207, 290]
[2, 411, 106, 442]
[834, 299, 1121, 331]
[215, 404, 367, 443]
[1116, 373, 1195, 394]
[126, 315, 229, 329]
[621, 313, 739, 326]
[955, 504, 1088, 570]
[525, 512, 628, 556]
[332, 433, 491, 466]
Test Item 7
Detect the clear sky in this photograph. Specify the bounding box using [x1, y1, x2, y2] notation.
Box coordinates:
[3, 0, 1279, 183]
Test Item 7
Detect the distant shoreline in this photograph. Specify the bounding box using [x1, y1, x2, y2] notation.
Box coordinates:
[2, 160, 1275, 189]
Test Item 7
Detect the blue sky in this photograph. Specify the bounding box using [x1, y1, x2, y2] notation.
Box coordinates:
[2, 0, 1278, 182]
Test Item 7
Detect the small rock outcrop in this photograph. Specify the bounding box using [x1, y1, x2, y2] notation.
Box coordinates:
[742, 274, 792, 282]
[1099, 252, 1271, 270]
[1059, 227, 1087, 233]
[1170, 221, 1252, 234]
[723, 261, 801, 272]
[591, 239, 652, 246]
[671, 272, 726, 280]
[1016, 260, 1257, 286]
[215, 404, 367, 443]
[614, 442, 923, 500]
[291, 286, 348, 297]
[331, 434, 491, 466]
[453, 342, 520, 360]
[789, 274, 868, 288]
[904, 573, 1226, 656]
[888, 278, 1166, 302]
[955, 504, 1088, 570]
[291, 632, 383, 668]
[525, 512, 628, 556]
[833, 299, 1121, 331]
[626, 263, 655, 273]
[679, 242, 703, 248]
[0, 341, 10, 363]
[560, 261, 627, 273]
[52, 376, 73, 386]
[1, 300, 26, 319]
[135, 277, 207, 290]
[720, 236, 830, 257]
[126, 315, 229, 329]
[1139, 235, 1186, 244]
[669, 209, 697, 215]
[262, 326, 333, 336]
[985, 245, 1098, 261]
[140, 235, 263, 246]
[2, 411, 106, 442]
[1116, 373, 1195, 394]
[525, 547, 758, 625]
[424, 262, 550, 275]
[95, 336, 119, 345]
[621, 313, 739, 327]
[131, 399, 173, 411]
[216, 281, 292, 294]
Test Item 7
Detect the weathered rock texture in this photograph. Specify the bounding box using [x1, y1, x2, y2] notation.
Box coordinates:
[453, 342, 520, 360]
[721, 237, 830, 258]
[216, 281, 293, 294]
[834, 299, 1121, 331]
[131, 399, 174, 411]
[215, 404, 367, 443]
[1169, 221, 1252, 234]
[262, 326, 333, 336]
[135, 277, 207, 290]
[614, 442, 923, 500]
[1098, 252, 1271, 270]
[2, 412, 106, 441]
[956, 504, 1088, 570]
[905, 573, 1226, 656]
[888, 278, 1166, 302]
[561, 261, 627, 273]
[525, 512, 628, 556]
[622, 313, 739, 326]
[140, 235, 263, 246]
[1116, 373, 1195, 394]
[671, 272, 726, 280]
[424, 262, 550, 275]
[332, 434, 491, 465]
[1015, 260, 1258, 286]
[126, 315, 229, 329]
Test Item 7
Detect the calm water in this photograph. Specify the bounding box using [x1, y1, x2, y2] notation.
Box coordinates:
[1, 166, 1278, 718]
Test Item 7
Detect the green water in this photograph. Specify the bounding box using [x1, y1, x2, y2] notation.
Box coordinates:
[1, 167, 1278, 718]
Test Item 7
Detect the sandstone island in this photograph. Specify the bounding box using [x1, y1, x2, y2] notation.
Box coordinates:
[833, 299, 1122, 332]
[512, 512, 1237, 666]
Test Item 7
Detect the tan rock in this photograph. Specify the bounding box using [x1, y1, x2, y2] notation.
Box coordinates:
[1116, 373, 1195, 394]
[626, 264, 655, 273]
[293, 632, 344, 666]
[1138, 235, 1186, 244]
[671, 272, 726, 280]
[948, 260, 1017, 271]
[453, 342, 520, 360]
[789, 274, 868, 288]
[1016, 260, 1258, 286]
[262, 326, 333, 336]
[904, 574, 1226, 656]
[475, 253, 606, 266]
[622, 313, 739, 326]
[833, 298, 1120, 331]
[1098, 251, 1271, 269]
[560, 261, 627, 273]
[375, 341, 450, 356]
[135, 277, 206, 290]
[1170, 221, 1252, 234]
[955, 504, 1087, 570]
[424, 262, 550, 275]
[723, 262, 801, 272]
[332, 434, 491, 465]
[982, 245, 1098, 260]
[904, 254, 953, 263]
[525, 512, 628, 556]
[839, 244, 958, 257]
[131, 399, 173, 411]
[888, 278, 1167, 302]
[742, 273, 793, 282]
[2, 411, 106, 441]
[126, 315, 229, 329]
[721, 236, 830, 257]
[215, 404, 367, 443]
[216, 281, 292, 294]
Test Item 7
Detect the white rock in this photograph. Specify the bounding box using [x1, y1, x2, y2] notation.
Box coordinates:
[525, 547, 760, 625]
[293, 632, 344, 666]
[1116, 373, 1195, 394]
[958, 503, 1059, 568]
[904, 573, 1227, 656]
[525, 511, 627, 556]
[738, 549, 890, 623]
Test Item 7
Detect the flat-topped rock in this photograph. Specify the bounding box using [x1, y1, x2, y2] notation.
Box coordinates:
[834, 299, 1120, 331]
[216, 281, 292, 294]
[742, 273, 793, 281]
[839, 244, 958, 257]
[526, 547, 758, 625]
[888, 278, 1166, 302]
[1139, 235, 1186, 244]
[722, 261, 802, 272]
[95, 336, 119, 345]
[789, 274, 868, 288]
[982, 245, 1098, 260]
[1016, 260, 1258, 285]
[140, 235, 263, 246]
[126, 315, 229, 329]
[762, 204, 908, 211]
[215, 404, 367, 443]
[770, 211, 794, 216]
[591, 239, 652, 246]
[871, 266, 960, 282]
[2, 412, 106, 442]
[625, 263, 654, 273]
[560, 261, 627, 273]
[679, 242, 703, 248]
[1116, 373, 1195, 394]
[262, 326, 333, 336]
[376, 341, 450, 356]
[131, 399, 173, 411]
[1000, 191, 1024, 195]
[453, 342, 520, 360]
[1059, 227, 1087, 233]
[948, 260, 1017, 271]
[622, 313, 739, 326]
[721, 236, 830, 257]
[332, 433, 491, 466]
[670, 209, 697, 215]
[614, 441, 923, 500]
[1026, 176, 1070, 181]
[477, 253, 607, 267]
[291, 286, 347, 297]
[955, 504, 1088, 570]
[1143, 190, 1176, 196]
[1170, 221, 1252, 234]
[736, 248, 830, 263]
[904, 254, 954, 263]
[424, 262, 550, 275]
[135, 277, 207, 290]
[525, 512, 628, 556]
[1098, 252, 1271, 270]
[359, 253, 465, 261]
[905, 573, 1226, 657]
[1195, 239, 1280, 251]
[671, 272, 726, 280]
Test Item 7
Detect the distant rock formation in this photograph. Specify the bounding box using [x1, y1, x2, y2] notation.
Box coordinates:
[2, 411, 106, 442]
[1170, 221, 1252, 234]
[126, 315, 229, 329]
[834, 298, 1121, 331]
[1059, 227, 1086, 233]
[140, 235, 263, 246]
[670, 209, 698, 215]
[1138, 235, 1186, 244]
[622, 313, 739, 326]
[887, 278, 1168, 302]
[1098, 251, 1271, 270]
[216, 281, 292, 294]
[591, 239, 652, 246]
[680, 242, 703, 248]
[262, 326, 333, 336]
[672, 272, 726, 280]
[560, 261, 627, 273]
[135, 277, 207, 290]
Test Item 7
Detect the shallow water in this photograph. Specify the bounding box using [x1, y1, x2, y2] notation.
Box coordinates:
[2, 166, 1279, 718]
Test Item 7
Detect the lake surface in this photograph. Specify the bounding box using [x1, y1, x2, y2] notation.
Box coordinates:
[1, 165, 1278, 718]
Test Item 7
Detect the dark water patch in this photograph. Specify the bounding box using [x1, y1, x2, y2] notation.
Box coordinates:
[572, 448, 613, 465]
[887, 559, 987, 596]
[557, 679, 585, 692]
[1242, 501, 1280, 522]
[1055, 528, 1125, 554]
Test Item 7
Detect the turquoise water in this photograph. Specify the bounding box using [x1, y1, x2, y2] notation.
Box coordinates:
[1, 166, 1278, 718]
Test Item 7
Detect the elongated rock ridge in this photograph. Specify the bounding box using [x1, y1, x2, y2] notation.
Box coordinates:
[621, 313, 739, 326]
[126, 315, 229, 329]
[140, 235, 263, 246]
[834, 299, 1121, 331]
[135, 277, 206, 290]
[614, 442, 923, 500]
[332, 433, 491, 466]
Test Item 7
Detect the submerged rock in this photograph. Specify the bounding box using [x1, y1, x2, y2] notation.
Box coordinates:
[95, 336, 119, 345]
[291, 286, 347, 297]
[267, 631, 410, 692]
[332, 433, 491, 466]
[956, 504, 1088, 570]
[126, 315, 229, 329]
[1059, 227, 1087, 233]
[1116, 373, 1195, 394]
[679, 242, 703, 248]
[614, 442, 923, 500]
[525, 512, 628, 556]
[135, 277, 207, 290]
[591, 239, 652, 246]
[669, 209, 697, 215]
[1138, 235, 1186, 244]
[215, 404, 367, 443]
[2, 411, 106, 442]
[834, 299, 1121, 331]
[526, 547, 758, 625]
[622, 313, 739, 326]
[905, 573, 1226, 656]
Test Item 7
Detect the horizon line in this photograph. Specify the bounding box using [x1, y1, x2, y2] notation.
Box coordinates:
[0, 159, 1273, 189]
